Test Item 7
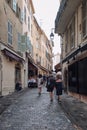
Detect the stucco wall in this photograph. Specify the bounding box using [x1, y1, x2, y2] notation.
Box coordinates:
[2, 54, 15, 95]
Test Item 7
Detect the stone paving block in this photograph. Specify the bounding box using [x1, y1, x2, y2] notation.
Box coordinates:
[0, 88, 86, 130]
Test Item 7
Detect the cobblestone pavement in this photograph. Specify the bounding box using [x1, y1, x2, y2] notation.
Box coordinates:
[0, 87, 77, 130]
[60, 93, 87, 130]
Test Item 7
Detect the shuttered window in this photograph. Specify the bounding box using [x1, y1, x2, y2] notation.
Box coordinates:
[82, 0, 87, 38]
[8, 21, 12, 45]
[70, 17, 75, 49]
[12, 0, 17, 12]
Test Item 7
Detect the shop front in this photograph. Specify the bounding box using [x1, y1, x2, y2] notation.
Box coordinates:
[62, 43, 87, 101]
[28, 59, 38, 79]
[68, 58, 87, 95]
[1, 46, 25, 95]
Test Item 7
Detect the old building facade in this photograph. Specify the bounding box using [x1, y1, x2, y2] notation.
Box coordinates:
[21, 0, 35, 87]
[32, 16, 53, 75]
[0, 0, 25, 95]
[0, 0, 53, 96]
[55, 0, 87, 103]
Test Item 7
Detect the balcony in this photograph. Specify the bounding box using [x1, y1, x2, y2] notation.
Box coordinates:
[55, 0, 82, 35]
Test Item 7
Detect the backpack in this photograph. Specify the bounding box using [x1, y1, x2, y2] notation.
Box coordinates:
[46, 76, 55, 88]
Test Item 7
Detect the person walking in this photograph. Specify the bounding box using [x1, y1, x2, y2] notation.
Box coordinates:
[43, 75, 47, 87]
[37, 74, 43, 95]
[46, 74, 55, 102]
[55, 72, 62, 103]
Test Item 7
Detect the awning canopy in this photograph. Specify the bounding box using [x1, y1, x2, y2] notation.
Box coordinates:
[62, 42, 87, 63]
[28, 60, 38, 70]
[38, 64, 49, 73]
[2, 48, 25, 63]
[26, 52, 38, 70]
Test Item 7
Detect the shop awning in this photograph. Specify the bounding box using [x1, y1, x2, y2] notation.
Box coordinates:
[2, 48, 25, 63]
[30, 61, 38, 70]
[62, 42, 87, 63]
[38, 64, 49, 73]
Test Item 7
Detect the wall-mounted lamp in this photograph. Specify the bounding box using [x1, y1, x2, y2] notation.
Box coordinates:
[50, 32, 54, 40]
[50, 28, 54, 41]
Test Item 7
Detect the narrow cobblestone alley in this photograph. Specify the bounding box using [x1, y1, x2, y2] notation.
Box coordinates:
[0, 87, 77, 130]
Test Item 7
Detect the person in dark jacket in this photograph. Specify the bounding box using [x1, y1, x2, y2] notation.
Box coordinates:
[46, 74, 55, 102]
[15, 80, 22, 91]
[55, 72, 62, 102]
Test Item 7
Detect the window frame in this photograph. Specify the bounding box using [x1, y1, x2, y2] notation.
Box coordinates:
[28, 16, 30, 31]
[24, 6, 26, 23]
[82, 0, 87, 38]
[8, 21, 13, 45]
[70, 17, 75, 49]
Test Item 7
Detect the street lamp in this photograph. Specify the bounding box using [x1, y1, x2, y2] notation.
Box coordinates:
[50, 28, 54, 41]
[50, 32, 54, 41]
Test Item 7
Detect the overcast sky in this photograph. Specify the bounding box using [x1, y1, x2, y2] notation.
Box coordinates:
[32, 0, 61, 54]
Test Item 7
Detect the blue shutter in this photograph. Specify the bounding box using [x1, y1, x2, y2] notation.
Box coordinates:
[12, 0, 17, 12]
[18, 33, 21, 50]
[21, 35, 27, 52]
[21, 10, 24, 23]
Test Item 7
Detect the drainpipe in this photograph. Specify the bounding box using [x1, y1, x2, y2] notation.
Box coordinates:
[0, 42, 2, 96]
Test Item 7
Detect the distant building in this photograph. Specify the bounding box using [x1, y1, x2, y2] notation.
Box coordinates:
[32, 16, 53, 75]
[52, 53, 60, 70]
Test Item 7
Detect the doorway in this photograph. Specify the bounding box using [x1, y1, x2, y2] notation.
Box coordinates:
[15, 64, 21, 84]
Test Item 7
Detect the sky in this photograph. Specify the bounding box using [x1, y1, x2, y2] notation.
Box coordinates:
[32, 0, 61, 54]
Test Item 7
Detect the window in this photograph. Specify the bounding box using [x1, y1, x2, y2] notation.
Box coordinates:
[28, 16, 30, 31]
[16, 4, 21, 19]
[39, 56, 41, 65]
[8, 21, 12, 45]
[65, 30, 68, 53]
[64, 19, 75, 52]
[24, 7, 26, 23]
[21, 10, 24, 23]
[82, 0, 87, 38]
[12, 0, 17, 12]
[18, 33, 21, 50]
[31, 24, 33, 36]
[70, 17, 75, 49]
[6, 0, 16, 12]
